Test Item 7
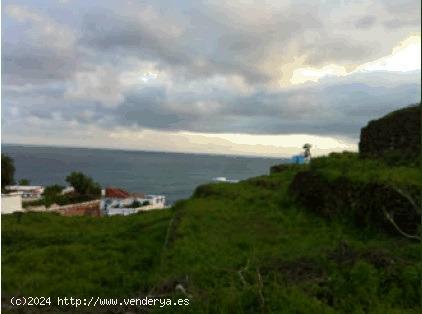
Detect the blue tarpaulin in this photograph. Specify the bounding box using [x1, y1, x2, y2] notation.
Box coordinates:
[291, 155, 305, 164]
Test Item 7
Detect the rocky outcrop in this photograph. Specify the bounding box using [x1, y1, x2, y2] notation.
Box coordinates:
[359, 104, 421, 165]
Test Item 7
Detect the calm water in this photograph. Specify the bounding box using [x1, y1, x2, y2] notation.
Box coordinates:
[2, 145, 286, 204]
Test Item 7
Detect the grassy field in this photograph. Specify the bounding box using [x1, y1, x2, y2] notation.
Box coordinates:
[2, 211, 172, 298]
[2, 154, 421, 313]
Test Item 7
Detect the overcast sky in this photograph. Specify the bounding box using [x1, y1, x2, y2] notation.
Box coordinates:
[2, 0, 421, 157]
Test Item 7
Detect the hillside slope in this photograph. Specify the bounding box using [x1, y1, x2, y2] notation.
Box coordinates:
[2, 104, 421, 313]
[2, 158, 421, 313]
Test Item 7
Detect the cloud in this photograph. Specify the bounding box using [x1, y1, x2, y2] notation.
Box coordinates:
[3, 68, 420, 144]
[3, 5, 80, 85]
[5, 4, 76, 50]
[64, 66, 125, 107]
[4, 1, 420, 87]
[1, 0, 421, 155]
[74, 1, 420, 83]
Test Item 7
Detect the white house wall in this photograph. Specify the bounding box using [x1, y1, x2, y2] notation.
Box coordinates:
[1, 194, 23, 214]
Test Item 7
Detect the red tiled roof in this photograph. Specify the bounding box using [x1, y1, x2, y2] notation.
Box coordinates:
[105, 187, 131, 198]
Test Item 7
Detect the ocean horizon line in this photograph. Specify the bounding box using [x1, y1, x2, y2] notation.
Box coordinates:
[1, 142, 289, 160]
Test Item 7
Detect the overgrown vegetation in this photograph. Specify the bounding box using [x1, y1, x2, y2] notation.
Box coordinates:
[2, 211, 172, 298]
[2, 106, 421, 313]
[2, 157, 420, 313]
[22, 173, 102, 209]
[309, 152, 422, 188]
[359, 103, 421, 166]
[66, 171, 101, 196]
[290, 153, 421, 238]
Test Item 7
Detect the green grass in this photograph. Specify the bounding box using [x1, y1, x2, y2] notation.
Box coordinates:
[155, 169, 420, 313]
[2, 211, 172, 297]
[310, 152, 422, 188]
[2, 154, 421, 313]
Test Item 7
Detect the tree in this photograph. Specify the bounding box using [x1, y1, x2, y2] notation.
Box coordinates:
[18, 179, 31, 186]
[65, 172, 101, 196]
[43, 184, 65, 197]
[1, 153, 15, 190]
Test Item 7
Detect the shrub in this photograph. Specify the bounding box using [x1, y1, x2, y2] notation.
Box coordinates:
[65, 172, 101, 196]
[359, 104, 421, 166]
[18, 179, 31, 186]
[43, 185, 65, 197]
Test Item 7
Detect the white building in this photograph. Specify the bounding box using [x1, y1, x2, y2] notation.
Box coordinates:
[1, 193, 23, 214]
[5, 185, 44, 199]
[100, 187, 166, 216]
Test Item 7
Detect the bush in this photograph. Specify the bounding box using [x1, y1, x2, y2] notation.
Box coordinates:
[18, 179, 31, 186]
[359, 104, 421, 166]
[65, 172, 101, 196]
[43, 185, 65, 197]
[290, 152, 421, 237]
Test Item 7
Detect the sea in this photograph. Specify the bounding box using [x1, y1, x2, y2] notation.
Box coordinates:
[2, 145, 287, 204]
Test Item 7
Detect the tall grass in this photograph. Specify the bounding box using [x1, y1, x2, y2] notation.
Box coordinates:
[2, 153, 421, 313]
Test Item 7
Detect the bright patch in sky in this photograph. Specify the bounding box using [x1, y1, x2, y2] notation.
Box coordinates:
[195, 132, 356, 153]
[290, 34, 421, 85]
[290, 64, 348, 85]
[357, 35, 421, 72]
[105, 129, 357, 157]
[141, 72, 158, 82]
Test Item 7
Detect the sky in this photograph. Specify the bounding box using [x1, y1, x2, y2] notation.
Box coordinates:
[1, 0, 421, 157]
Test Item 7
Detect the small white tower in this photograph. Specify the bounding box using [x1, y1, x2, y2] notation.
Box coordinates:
[303, 143, 312, 164]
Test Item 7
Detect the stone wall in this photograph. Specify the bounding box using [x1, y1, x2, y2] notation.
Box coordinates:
[55, 200, 100, 217]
